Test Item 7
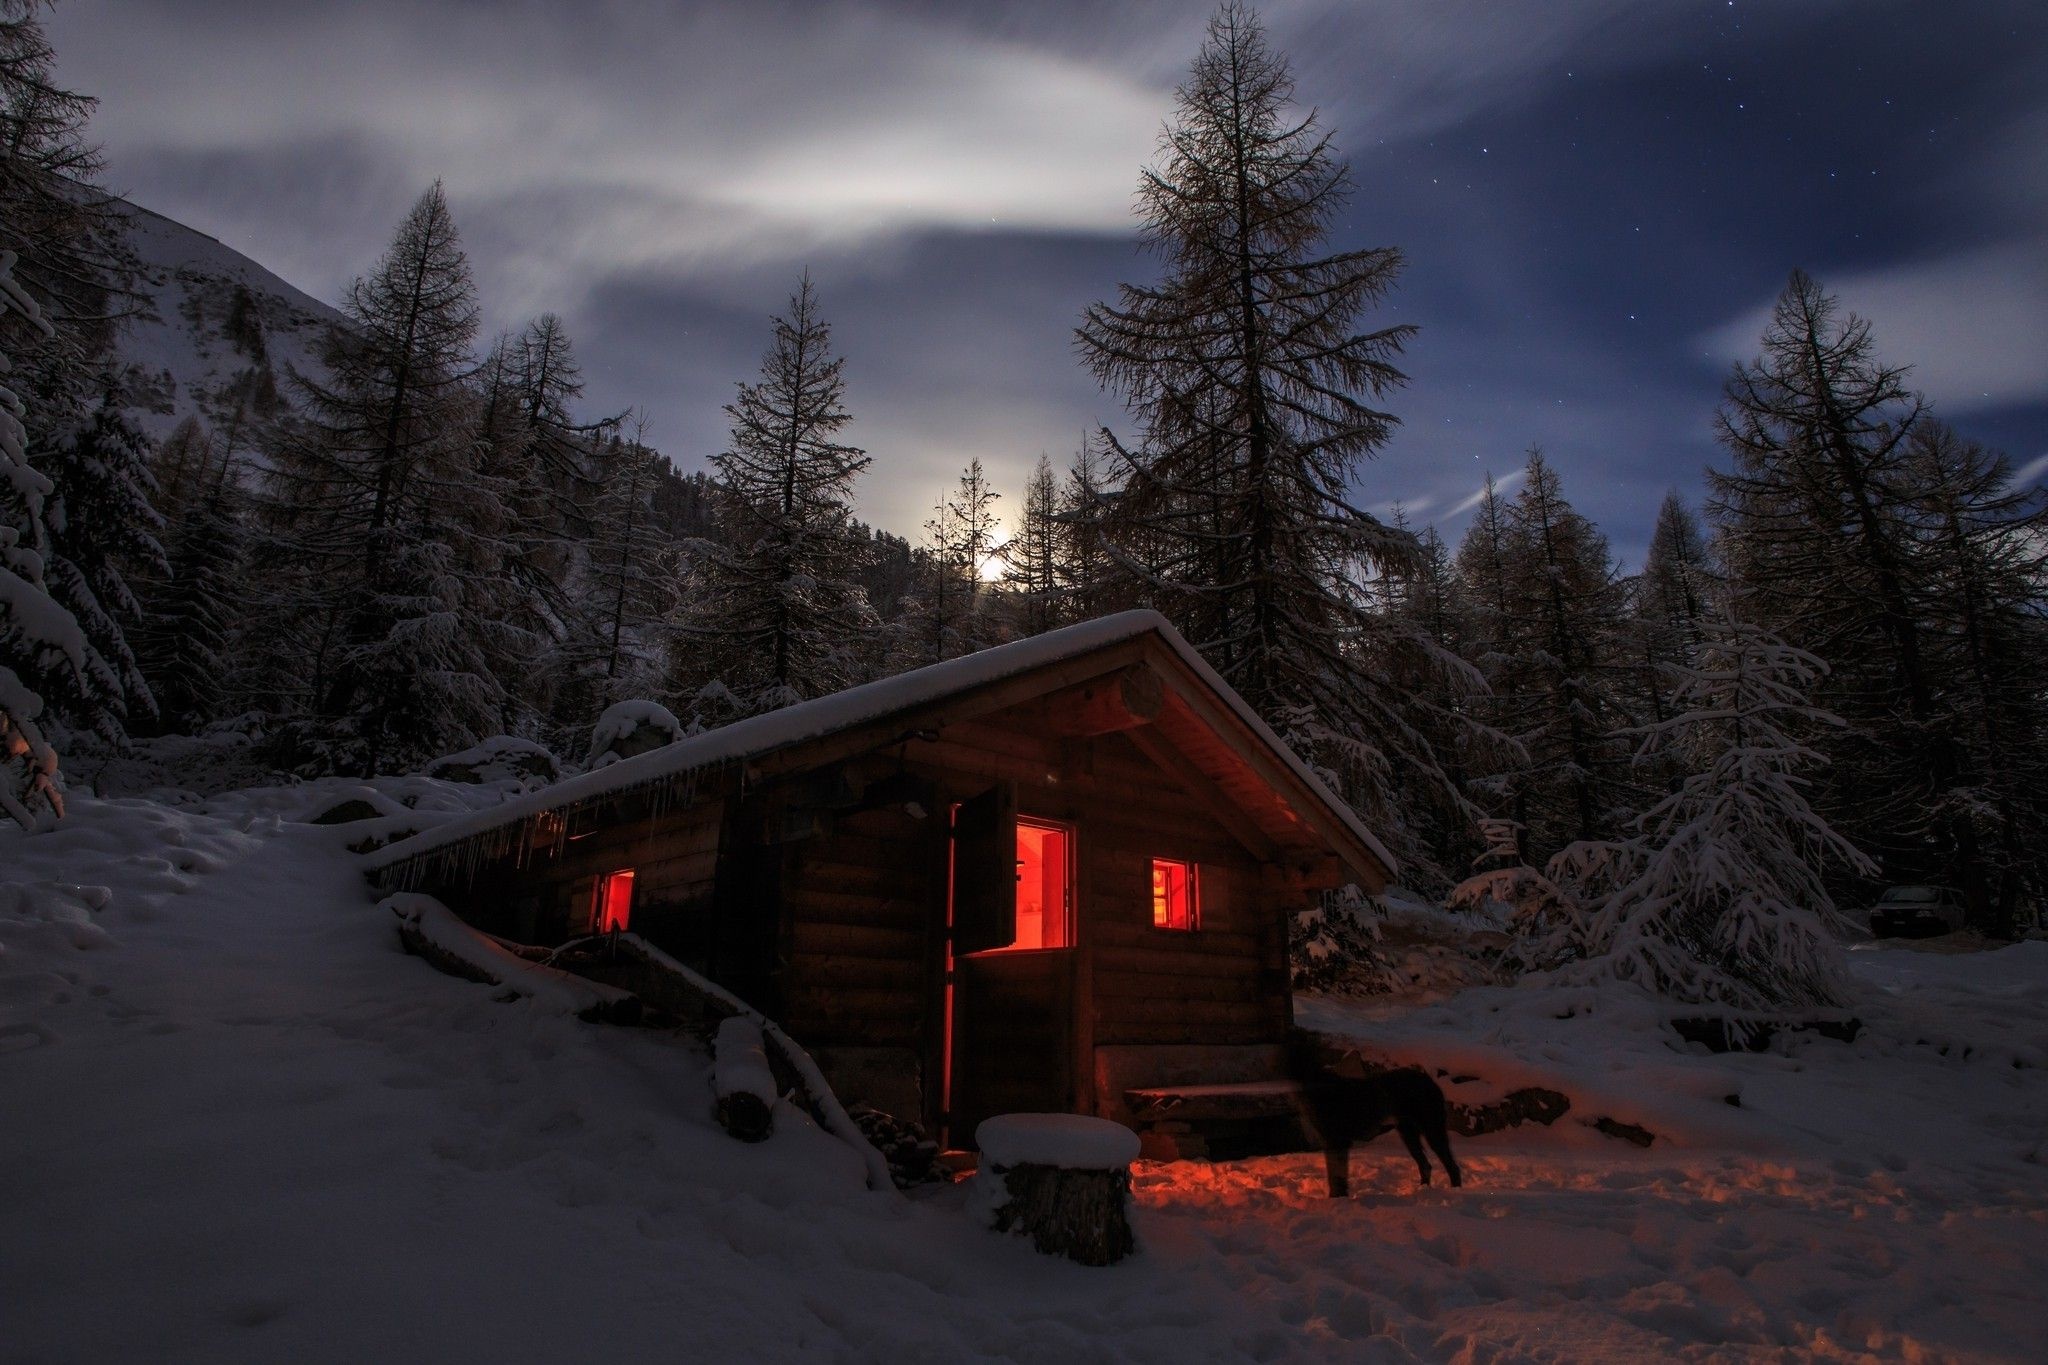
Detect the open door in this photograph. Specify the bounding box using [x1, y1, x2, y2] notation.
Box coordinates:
[951, 782, 1015, 954]
[945, 784, 1075, 1147]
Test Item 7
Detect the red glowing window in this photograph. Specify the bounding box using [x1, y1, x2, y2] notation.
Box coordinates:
[595, 869, 635, 933]
[1151, 859, 1198, 931]
[1010, 819, 1074, 950]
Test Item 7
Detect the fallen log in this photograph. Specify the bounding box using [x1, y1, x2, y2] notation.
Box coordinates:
[713, 1017, 777, 1143]
[384, 895, 639, 1024]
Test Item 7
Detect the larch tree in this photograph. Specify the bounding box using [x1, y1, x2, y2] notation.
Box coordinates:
[556, 412, 669, 728]
[1053, 436, 1116, 623]
[673, 276, 876, 717]
[1003, 453, 1063, 637]
[1076, 1, 1484, 867]
[1623, 492, 1719, 732]
[1899, 420, 2048, 931]
[263, 183, 500, 773]
[1499, 450, 1632, 856]
[1708, 270, 1968, 904]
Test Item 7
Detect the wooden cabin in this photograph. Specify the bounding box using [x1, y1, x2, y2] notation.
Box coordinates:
[364, 611, 1393, 1151]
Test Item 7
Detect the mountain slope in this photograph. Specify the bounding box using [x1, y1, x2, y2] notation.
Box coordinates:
[109, 197, 343, 445]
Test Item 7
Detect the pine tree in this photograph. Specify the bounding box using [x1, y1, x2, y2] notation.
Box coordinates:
[1076, 3, 1483, 869]
[132, 478, 242, 734]
[1551, 617, 1872, 1011]
[672, 277, 875, 716]
[0, 245, 81, 825]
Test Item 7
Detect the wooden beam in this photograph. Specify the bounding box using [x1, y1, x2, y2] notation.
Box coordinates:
[1042, 664, 1164, 738]
[1122, 724, 1282, 862]
[1140, 641, 1391, 889]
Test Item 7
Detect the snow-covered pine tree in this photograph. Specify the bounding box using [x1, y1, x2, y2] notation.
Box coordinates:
[671, 277, 875, 716]
[38, 385, 166, 740]
[0, 245, 83, 825]
[132, 475, 241, 734]
[1076, 2, 1487, 870]
[1555, 617, 1872, 1011]
[1708, 270, 1967, 901]
[1002, 453, 1063, 637]
[260, 183, 500, 773]
[3, 0, 155, 750]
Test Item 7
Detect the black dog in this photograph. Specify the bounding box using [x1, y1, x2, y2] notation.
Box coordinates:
[1288, 1038, 1462, 1196]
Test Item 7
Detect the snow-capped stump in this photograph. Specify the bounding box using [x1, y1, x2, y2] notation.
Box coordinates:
[972, 1114, 1140, 1266]
[712, 1016, 778, 1143]
[584, 700, 684, 770]
[424, 736, 560, 788]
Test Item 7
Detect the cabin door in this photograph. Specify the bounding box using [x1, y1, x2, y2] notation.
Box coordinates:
[945, 785, 1076, 1147]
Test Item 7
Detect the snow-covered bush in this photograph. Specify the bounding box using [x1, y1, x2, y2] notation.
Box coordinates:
[425, 735, 560, 788]
[585, 699, 683, 770]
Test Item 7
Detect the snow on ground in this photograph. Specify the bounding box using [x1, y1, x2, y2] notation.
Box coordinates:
[5, 785, 2046, 1363]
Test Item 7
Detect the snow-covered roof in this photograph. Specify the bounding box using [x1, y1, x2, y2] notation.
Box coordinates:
[364, 611, 1396, 879]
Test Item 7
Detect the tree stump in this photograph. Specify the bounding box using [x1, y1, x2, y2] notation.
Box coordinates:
[973, 1115, 1140, 1266]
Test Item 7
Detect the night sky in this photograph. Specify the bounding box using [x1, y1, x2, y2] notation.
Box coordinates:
[55, 1, 2048, 566]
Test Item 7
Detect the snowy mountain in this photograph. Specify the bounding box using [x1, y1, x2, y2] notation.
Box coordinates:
[107, 195, 343, 444]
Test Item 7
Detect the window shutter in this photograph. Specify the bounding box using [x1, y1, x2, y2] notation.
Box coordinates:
[952, 782, 1017, 955]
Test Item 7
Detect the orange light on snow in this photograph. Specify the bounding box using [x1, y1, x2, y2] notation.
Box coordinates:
[597, 869, 635, 933]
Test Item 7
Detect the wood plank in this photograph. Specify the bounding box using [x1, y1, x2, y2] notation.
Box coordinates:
[1092, 946, 1266, 979]
[789, 922, 923, 960]
[1092, 973, 1262, 1005]
[785, 954, 924, 991]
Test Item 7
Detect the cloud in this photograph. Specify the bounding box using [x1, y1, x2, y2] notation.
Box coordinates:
[2010, 451, 2048, 488]
[1444, 466, 1525, 518]
[57, 2, 1166, 276]
[1700, 237, 2048, 415]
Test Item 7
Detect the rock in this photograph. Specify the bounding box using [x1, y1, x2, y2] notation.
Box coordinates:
[1448, 1086, 1571, 1136]
[1594, 1116, 1656, 1147]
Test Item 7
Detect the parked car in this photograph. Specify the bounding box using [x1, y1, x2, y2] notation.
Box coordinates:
[1867, 885, 1969, 938]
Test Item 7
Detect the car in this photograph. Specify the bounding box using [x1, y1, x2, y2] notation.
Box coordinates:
[1867, 885, 1969, 938]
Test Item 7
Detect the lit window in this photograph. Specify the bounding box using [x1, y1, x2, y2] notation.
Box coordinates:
[1152, 858, 1198, 931]
[595, 869, 635, 933]
[1010, 819, 1073, 950]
